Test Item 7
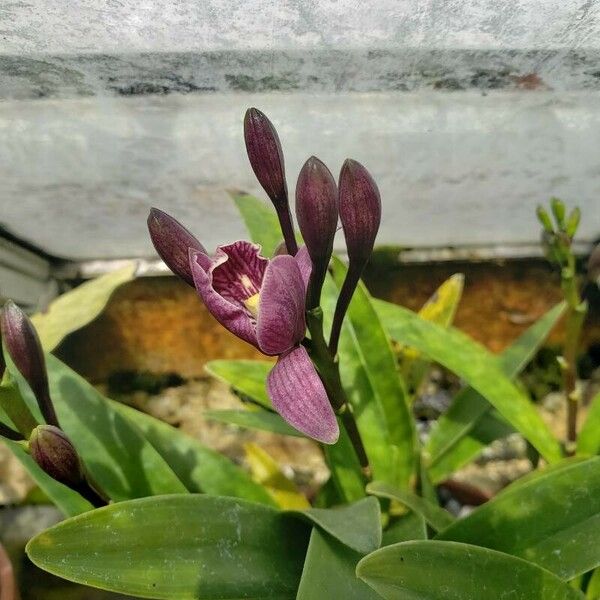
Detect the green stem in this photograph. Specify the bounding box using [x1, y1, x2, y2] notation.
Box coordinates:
[305, 308, 370, 474]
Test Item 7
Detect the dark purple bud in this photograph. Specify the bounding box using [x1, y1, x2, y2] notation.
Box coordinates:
[338, 159, 381, 267]
[1, 301, 59, 428]
[147, 208, 207, 287]
[295, 156, 338, 308]
[244, 108, 288, 208]
[29, 425, 83, 488]
[296, 156, 338, 264]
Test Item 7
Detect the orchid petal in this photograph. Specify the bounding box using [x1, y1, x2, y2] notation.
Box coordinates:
[189, 250, 259, 348]
[256, 255, 306, 355]
[267, 345, 339, 444]
[293, 245, 312, 291]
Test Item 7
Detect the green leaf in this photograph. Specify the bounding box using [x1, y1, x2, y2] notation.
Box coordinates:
[10, 354, 188, 502]
[231, 192, 283, 257]
[113, 402, 276, 507]
[357, 540, 584, 600]
[586, 568, 600, 599]
[0, 378, 38, 437]
[205, 360, 273, 408]
[329, 259, 417, 488]
[367, 481, 453, 533]
[577, 392, 600, 456]
[424, 302, 565, 476]
[205, 409, 303, 437]
[374, 298, 562, 463]
[3, 439, 92, 516]
[244, 442, 310, 509]
[322, 421, 367, 503]
[31, 264, 137, 351]
[382, 513, 427, 546]
[296, 496, 381, 554]
[437, 457, 600, 580]
[297, 528, 381, 600]
[27, 494, 309, 600]
[427, 410, 514, 483]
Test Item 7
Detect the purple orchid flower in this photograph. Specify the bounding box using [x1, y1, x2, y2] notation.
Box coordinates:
[149, 209, 339, 444]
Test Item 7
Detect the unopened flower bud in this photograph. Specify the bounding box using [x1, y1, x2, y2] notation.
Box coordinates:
[296, 157, 338, 307]
[29, 425, 83, 488]
[588, 244, 600, 285]
[338, 159, 381, 267]
[244, 108, 288, 208]
[536, 205, 554, 233]
[148, 208, 206, 287]
[1, 301, 59, 427]
[550, 197, 566, 228]
[566, 207, 581, 238]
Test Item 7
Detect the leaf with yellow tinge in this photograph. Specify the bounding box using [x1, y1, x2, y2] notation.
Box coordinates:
[243, 442, 310, 509]
[31, 264, 137, 351]
[396, 273, 464, 396]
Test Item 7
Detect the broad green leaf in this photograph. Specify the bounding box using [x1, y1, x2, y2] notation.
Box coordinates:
[3, 439, 92, 517]
[427, 410, 513, 483]
[357, 540, 584, 599]
[297, 496, 381, 555]
[425, 302, 566, 476]
[205, 408, 303, 437]
[27, 495, 309, 600]
[205, 360, 273, 408]
[244, 442, 309, 510]
[437, 457, 600, 580]
[577, 392, 600, 456]
[330, 259, 417, 488]
[587, 568, 600, 599]
[32, 264, 137, 351]
[10, 354, 188, 502]
[399, 273, 464, 395]
[382, 513, 427, 546]
[113, 402, 276, 506]
[374, 298, 562, 463]
[231, 192, 283, 257]
[297, 528, 381, 600]
[367, 481, 453, 533]
[322, 421, 367, 503]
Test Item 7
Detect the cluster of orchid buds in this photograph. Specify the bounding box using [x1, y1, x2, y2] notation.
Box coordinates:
[0, 302, 104, 506]
[149, 108, 381, 455]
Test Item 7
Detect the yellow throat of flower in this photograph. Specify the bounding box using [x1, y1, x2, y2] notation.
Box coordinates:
[244, 293, 260, 319]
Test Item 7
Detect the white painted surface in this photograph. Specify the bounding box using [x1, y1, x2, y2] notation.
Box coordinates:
[2, 92, 600, 260]
[1, 1, 600, 260]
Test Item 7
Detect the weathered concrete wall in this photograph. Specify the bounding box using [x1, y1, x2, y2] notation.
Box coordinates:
[1, 1, 600, 262]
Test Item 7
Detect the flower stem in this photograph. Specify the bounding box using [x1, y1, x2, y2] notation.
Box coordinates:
[276, 205, 298, 256]
[305, 307, 370, 475]
[560, 254, 587, 455]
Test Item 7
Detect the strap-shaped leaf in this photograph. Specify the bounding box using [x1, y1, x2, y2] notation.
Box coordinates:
[205, 408, 303, 437]
[295, 496, 381, 554]
[32, 264, 137, 351]
[113, 402, 276, 506]
[297, 528, 381, 600]
[425, 302, 566, 478]
[205, 359, 273, 408]
[437, 457, 600, 580]
[357, 541, 584, 599]
[374, 298, 562, 463]
[577, 391, 600, 456]
[367, 481, 453, 533]
[382, 512, 427, 546]
[329, 258, 417, 489]
[27, 495, 309, 600]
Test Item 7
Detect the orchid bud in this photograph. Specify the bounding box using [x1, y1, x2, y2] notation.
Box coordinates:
[296, 157, 338, 307]
[29, 425, 83, 488]
[148, 208, 206, 287]
[244, 108, 298, 255]
[1, 301, 59, 428]
[566, 207, 581, 238]
[244, 108, 288, 209]
[551, 197, 566, 228]
[536, 205, 554, 233]
[338, 159, 381, 267]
